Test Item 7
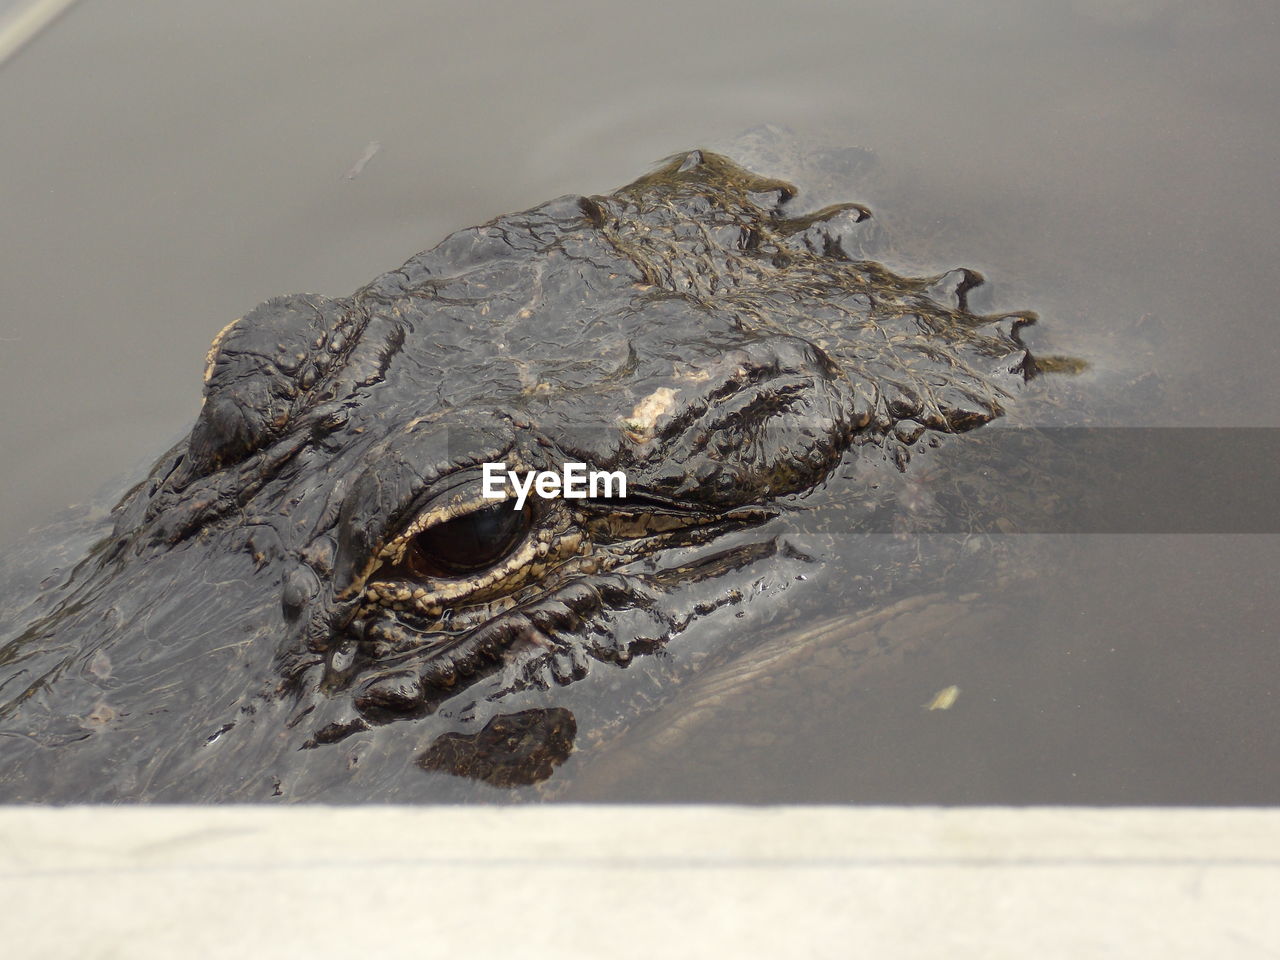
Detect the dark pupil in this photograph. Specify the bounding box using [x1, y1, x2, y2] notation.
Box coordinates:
[403, 503, 530, 579]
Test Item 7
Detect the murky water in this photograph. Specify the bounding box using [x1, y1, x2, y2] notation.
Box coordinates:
[1, 0, 1276, 802]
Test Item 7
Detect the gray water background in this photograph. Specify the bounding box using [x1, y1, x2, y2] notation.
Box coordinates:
[1, 0, 1276, 802]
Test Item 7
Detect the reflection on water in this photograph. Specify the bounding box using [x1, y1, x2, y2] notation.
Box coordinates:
[560, 536, 1280, 804]
[0, 0, 1277, 803]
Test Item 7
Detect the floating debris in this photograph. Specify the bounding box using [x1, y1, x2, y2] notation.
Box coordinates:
[925, 685, 960, 711]
[342, 140, 382, 180]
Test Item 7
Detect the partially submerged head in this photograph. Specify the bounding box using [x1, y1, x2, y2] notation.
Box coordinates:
[0, 151, 1045, 799]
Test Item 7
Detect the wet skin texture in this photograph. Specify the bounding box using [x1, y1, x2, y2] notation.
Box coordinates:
[0, 152, 1044, 800]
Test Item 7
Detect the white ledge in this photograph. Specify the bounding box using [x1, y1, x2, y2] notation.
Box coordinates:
[2, 806, 1278, 958]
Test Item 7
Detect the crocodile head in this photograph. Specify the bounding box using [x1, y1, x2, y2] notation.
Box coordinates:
[0, 151, 1041, 800]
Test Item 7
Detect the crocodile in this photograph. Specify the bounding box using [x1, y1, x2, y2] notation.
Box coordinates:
[0, 149, 1060, 801]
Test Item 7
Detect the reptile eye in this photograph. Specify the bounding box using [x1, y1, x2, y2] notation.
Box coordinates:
[400, 502, 532, 579]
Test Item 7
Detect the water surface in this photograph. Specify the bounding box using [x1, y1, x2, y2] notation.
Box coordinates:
[1, 0, 1276, 802]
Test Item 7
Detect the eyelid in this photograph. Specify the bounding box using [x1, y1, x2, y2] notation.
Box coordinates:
[379, 488, 516, 562]
[581, 490, 713, 514]
[401, 500, 535, 579]
[366, 525, 549, 608]
[335, 453, 520, 600]
[403, 490, 510, 537]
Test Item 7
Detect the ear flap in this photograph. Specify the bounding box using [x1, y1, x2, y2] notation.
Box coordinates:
[187, 294, 347, 475]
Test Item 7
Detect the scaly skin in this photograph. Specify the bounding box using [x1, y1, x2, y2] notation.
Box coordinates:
[0, 151, 1047, 800]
